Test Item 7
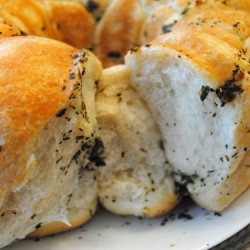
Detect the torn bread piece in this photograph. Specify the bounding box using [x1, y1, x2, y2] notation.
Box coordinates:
[0, 36, 102, 245]
[125, 29, 250, 211]
[96, 65, 178, 217]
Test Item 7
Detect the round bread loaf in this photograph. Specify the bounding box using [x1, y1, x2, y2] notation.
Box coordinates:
[0, 0, 250, 247]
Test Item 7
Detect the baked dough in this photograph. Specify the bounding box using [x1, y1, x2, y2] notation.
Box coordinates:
[96, 65, 178, 217]
[125, 28, 250, 211]
[0, 35, 102, 246]
[0, 0, 95, 48]
[0, 0, 250, 246]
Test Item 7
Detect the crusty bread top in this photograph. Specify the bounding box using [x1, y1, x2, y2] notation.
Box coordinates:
[94, 0, 144, 67]
[151, 29, 245, 85]
[43, 0, 96, 48]
[0, 0, 96, 49]
[0, 36, 79, 199]
[173, 1, 250, 40]
[0, 0, 62, 39]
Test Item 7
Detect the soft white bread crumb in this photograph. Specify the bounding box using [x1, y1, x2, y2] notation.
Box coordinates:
[96, 65, 178, 217]
[125, 29, 250, 211]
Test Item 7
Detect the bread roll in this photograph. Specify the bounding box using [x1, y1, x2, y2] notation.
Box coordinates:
[31, 0, 250, 67]
[0, 0, 61, 38]
[125, 29, 250, 211]
[96, 65, 178, 217]
[140, 0, 250, 45]
[0, 0, 95, 48]
[42, 0, 96, 48]
[1, 0, 250, 246]
[94, 0, 144, 67]
[0, 35, 102, 247]
[93, 0, 194, 67]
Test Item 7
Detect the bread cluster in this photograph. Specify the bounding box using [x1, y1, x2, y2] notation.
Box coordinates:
[0, 0, 249, 248]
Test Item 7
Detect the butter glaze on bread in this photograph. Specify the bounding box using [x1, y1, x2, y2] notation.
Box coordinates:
[0, 36, 102, 247]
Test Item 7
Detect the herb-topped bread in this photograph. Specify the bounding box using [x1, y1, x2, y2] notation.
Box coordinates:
[0, 0, 95, 48]
[96, 65, 178, 217]
[125, 28, 250, 211]
[0, 35, 102, 246]
[1, 0, 250, 247]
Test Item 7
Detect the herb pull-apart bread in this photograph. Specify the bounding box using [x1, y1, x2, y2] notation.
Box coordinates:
[96, 65, 179, 217]
[0, 0, 95, 48]
[0, 35, 102, 247]
[125, 28, 250, 211]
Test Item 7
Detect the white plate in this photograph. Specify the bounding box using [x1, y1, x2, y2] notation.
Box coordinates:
[5, 188, 250, 250]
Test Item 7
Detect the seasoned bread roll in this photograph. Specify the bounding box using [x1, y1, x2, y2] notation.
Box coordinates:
[92, 0, 250, 67]
[0, 35, 102, 247]
[0, 0, 95, 48]
[1, 0, 250, 246]
[94, 0, 192, 67]
[42, 0, 96, 48]
[140, 0, 250, 46]
[94, 0, 144, 67]
[30, 55, 179, 238]
[125, 28, 250, 211]
[96, 65, 178, 217]
[172, 1, 250, 40]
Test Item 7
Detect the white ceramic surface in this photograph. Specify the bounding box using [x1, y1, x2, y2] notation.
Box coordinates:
[5, 188, 250, 250]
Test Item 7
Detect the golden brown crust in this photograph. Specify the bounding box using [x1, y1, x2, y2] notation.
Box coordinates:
[0, 0, 95, 48]
[216, 0, 250, 13]
[47, 1, 96, 48]
[0, 22, 26, 37]
[0, 0, 62, 39]
[139, 0, 250, 46]
[0, 36, 75, 198]
[0, 8, 30, 35]
[181, 27, 243, 51]
[94, 0, 144, 67]
[151, 29, 243, 84]
[173, 2, 250, 40]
